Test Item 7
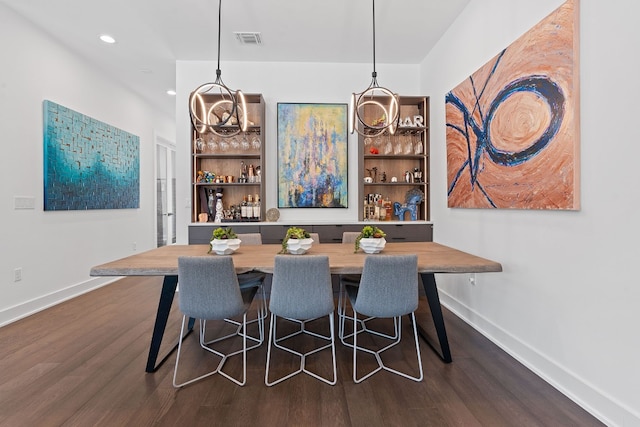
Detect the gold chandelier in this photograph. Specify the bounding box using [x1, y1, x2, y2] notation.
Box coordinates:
[349, 0, 400, 137]
[188, 0, 247, 137]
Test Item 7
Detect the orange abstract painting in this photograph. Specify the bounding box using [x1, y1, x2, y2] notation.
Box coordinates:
[446, 0, 579, 210]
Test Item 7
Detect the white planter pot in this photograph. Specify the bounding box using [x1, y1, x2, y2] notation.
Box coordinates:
[358, 237, 386, 254]
[210, 238, 241, 255]
[286, 237, 313, 255]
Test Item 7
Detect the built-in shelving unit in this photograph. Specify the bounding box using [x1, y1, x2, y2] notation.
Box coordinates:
[357, 96, 430, 221]
[190, 93, 265, 222]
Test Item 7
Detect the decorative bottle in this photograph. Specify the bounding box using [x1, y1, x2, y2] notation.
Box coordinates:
[240, 195, 248, 220]
[253, 194, 261, 219]
[384, 197, 392, 221]
[214, 189, 224, 223]
[247, 195, 254, 220]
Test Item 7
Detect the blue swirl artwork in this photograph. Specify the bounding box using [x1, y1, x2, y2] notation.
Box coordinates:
[445, 0, 579, 210]
[43, 100, 140, 210]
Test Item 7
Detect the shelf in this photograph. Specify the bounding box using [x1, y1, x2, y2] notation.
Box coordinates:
[364, 182, 427, 186]
[194, 153, 261, 159]
[364, 155, 426, 160]
[395, 126, 428, 132]
[195, 182, 262, 187]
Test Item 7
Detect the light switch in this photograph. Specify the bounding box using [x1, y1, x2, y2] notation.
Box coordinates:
[14, 196, 35, 209]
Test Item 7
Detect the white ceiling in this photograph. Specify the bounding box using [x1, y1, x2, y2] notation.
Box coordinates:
[1, 0, 469, 118]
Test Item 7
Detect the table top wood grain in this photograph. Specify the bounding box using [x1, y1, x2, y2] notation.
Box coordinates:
[90, 242, 502, 277]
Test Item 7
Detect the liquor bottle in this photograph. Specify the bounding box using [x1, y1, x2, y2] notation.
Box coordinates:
[247, 195, 254, 220]
[253, 194, 261, 219]
[248, 164, 255, 183]
[240, 195, 248, 220]
[384, 197, 392, 221]
[378, 199, 386, 221]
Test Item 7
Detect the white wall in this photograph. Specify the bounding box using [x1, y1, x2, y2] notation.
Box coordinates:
[0, 5, 175, 325]
[175, 61, 420, 243]
[421, 0, 640, 425]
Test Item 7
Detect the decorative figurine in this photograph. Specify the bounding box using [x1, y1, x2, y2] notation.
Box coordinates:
[413, 167, 422, 183]
[214, 188, 224, 223]
[207, 188, 215, 222]
[393, 188, 425, 221]
[366, 166, 378, 183]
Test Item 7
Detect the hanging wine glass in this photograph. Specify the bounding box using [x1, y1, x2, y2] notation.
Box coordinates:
[251, 134, 261, 150]
[383, 133, 392, 155]
[393, 133, 403, 155]
[403, 132, 413, 154]
[414, 131, 424, 155]
[230, 136, 240, 150]
[206, 136, 218, 153]
[240, 134, 250, 151]
[195, 137, 204, 153]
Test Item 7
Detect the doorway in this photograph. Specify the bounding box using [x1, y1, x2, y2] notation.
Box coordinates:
[156, 137, 176, 247]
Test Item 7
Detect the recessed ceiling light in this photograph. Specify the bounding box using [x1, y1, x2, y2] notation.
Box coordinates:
[166, 90, 176, 96]
[99, 34, 116, 44]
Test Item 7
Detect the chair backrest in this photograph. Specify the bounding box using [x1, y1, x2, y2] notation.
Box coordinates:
[341, 232, 361, 244]
[355, 255, 419, 318]
[237, 233, 262, 245]
[177, 256, 245, 320]
[309, 232, 320, 244]
[270, 255, 334, 320]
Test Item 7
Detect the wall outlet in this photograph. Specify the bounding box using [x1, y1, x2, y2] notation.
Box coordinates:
[132, 242, 137, 251]
[14, 268, 22, 282]
[14, 196, 35, 209]
[469, 273, 476, 285]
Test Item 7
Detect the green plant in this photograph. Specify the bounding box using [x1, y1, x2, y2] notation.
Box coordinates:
[355, 225, 386, 252]
[279, 226, 310, 254]
[212, 227, 237, 240]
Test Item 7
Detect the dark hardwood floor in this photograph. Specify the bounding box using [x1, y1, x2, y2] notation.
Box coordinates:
[0, 276, 603, 426]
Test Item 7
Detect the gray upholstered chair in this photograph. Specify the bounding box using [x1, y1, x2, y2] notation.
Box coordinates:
[342, 255, 423, 383]
[173, 256, 262, 387]
[224, 233, 267, 341]
[337, 232, 398, 345]
[341, 231, 360, 244]
[265, 255, 337, 386]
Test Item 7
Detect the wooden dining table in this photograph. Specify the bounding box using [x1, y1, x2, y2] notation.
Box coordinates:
[90, 242, 502, 372]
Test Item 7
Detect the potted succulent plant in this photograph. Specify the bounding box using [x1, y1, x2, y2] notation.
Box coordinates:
[209, 227, 241, 255]
[280, 226, 313, 254]
[355, 225, 387, 253]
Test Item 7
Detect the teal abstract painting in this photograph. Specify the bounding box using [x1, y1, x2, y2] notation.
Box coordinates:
[43, 100, 140, 210]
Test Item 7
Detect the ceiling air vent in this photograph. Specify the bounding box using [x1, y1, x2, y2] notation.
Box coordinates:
[234, 32, 262, 45]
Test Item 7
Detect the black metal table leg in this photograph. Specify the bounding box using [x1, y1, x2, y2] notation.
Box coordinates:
[145, 275, 194, 373]
[418, 272, 452, 363]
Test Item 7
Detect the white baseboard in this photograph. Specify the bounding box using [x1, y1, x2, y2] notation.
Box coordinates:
[438, 290, 639, 427]
[0, 277, 118, 328]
